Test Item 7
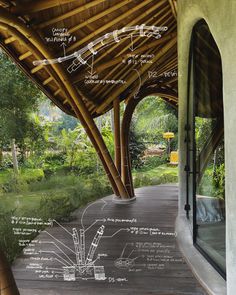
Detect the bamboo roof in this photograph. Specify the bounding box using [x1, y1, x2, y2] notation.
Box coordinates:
[0, 0, 177, 118]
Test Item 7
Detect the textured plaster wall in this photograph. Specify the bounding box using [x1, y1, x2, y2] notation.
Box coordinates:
[178, 0, 236, 293]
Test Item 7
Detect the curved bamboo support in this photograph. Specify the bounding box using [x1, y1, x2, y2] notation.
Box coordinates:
[0, 250, 19, 295]
[121, 88, 178, 197]
[0, 8, 128, 198]
[113, 98, 121, 175]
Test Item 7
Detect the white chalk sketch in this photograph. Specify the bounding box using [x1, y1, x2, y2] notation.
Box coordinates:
[13, 197, 178, 283]
[33, 25, 168, 74]
[114, 243, 139, 270]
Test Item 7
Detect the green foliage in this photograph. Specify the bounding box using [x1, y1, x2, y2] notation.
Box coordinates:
[129, 124, 146, 169]
[134, 96, 178, 147]
[214, 164, 225, 199]
[198, 164, 225, 200]
[0, 52, 41, 146]
[0, 209, 20, 262]
[0, 172, 112, 262]
[0, 169, 44, 194]
[142, 155, 168, 170]
[133, 164, 178, 187]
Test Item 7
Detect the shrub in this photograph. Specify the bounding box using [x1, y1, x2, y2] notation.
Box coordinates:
[0, 209, 21, 262]
[142, 155, 168, 170]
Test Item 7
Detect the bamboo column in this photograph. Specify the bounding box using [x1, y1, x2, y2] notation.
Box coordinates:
[121, 102, 135, 198]
[113, 98, 121, 175]
[0, 250, 20, 295]
[0, 22, 120, 197]
[0, 8, 130, 199]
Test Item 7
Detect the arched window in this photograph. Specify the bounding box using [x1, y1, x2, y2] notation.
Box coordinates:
[186, 19, 225, 278]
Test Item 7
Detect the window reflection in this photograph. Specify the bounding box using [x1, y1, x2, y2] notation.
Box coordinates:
[188, 20, 226, 276]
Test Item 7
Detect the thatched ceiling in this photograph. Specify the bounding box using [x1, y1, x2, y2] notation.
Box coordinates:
[0, 0, 177, 118]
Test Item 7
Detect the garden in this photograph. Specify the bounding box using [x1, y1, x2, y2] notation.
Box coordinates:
[0, 52, 178, 262]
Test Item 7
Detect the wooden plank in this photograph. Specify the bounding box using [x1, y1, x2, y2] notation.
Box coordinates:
[12, 185, 207, 295]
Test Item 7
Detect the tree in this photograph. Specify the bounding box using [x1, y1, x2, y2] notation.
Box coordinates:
[0, 52, 42, 173]
[56, 125, 88, 169]
[133, 96, 178, 150]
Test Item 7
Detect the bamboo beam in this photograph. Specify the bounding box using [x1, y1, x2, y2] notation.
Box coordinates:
[93, 26, 176, 107]
[0, 22, 120, 198]
[72, 31, 176, 84]
[88, 1, 169, 73]
[37, 0, 107, 29]
[31, 64, 43, 74]
[19, 51, 32, 60]
[113, 98, 121, 175]
[68, 0, 133, 34]
[96, 33, 176, 72]
[43, 76, 54, 85]
[88, 8, 172, 93]
[95, 37, 177, 113]
[168, 0, 177, 19]
[0, 0, 10, 7]
[54, 88, 61, 96]
[0, 23, 67, 105]
[4, 36, 16, 44]
[99, 21, 176, 99]
[11, 0, 80, 15]
[121, 89, 178, 196]
[67, 0, 161, 53]
[0, 8, 129, 198]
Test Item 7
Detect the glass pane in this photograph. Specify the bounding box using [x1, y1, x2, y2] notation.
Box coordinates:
[192, 20, 225, 275]
[195, 118, 225, 272]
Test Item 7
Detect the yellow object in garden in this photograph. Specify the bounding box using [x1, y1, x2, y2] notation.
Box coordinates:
[163, 132, 175, 139]
[170, 151, 178, 164]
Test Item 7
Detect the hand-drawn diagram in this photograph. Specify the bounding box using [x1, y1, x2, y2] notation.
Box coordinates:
[12, 197, 180, 285]
[33, 25, 168, 75]
[31, 24, 169, 99]
[114, 243, 139, 270]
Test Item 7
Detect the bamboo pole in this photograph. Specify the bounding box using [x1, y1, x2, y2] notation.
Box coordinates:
[11, 0, 80, 15]
[85, 0, 169, 86]
[96, 33, 176, 72]
[0, 22, 120, 197]
[68, 0, 133, 34]
[43, 76, 54, 85]
[72, 31, 176, 84]
[4, 36, 15, 44]
[91, 2, 169, 68]
[88, 8, 172, 95]
[121, 87, 177, 196]
[96, 37, 177, 113]
[0, 8, 129, 198]
[19, 51, 32, 60]
[0, 250, 20, 295]
[31, 64, 43, 74]
[66, 0, 159, 53]
[92, 18, 176, 99]
[113, 98, 121, 175]
[0, 0, 10, 7]
[168, 0, 177, 19]
[37, 0, 107, 29]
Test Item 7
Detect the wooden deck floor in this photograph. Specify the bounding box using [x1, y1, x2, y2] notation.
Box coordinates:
[12, 185, 207, 295]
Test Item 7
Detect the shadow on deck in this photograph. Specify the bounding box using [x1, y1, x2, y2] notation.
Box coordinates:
[12, 185, 207, 295]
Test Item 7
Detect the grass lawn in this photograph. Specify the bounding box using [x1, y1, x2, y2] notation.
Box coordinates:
[0, 172, 112, 262]
[0, 164, 178, 262]
[133, 164, 178, 187]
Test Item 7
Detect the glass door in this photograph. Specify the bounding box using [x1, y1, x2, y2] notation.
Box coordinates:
[186, 20, 226, 278]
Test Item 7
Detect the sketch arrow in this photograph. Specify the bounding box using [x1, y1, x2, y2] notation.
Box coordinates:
[60, 42, 67, 57]
[133, 69, 142, 99]
[87, 54, 96, 76]
[129, 34, 135, 51]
